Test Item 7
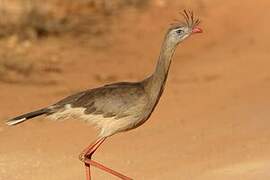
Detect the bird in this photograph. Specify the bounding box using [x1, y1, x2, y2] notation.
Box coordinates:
[6, 10, 202, 180]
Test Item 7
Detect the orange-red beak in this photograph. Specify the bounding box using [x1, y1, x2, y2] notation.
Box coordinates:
[192, 27, 203, 34]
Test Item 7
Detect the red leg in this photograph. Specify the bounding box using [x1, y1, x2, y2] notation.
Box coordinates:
[79, 138, 133, 180]
[79, 138, 106, 180]
[86, 159, 133, 180]
[85, 163, 91, 180]
[79, 138, 106, 161]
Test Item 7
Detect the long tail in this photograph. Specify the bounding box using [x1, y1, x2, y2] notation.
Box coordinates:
[6, 108, 50, 126]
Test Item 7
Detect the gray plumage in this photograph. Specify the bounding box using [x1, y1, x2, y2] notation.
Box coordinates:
[55, 82, 146, 119]
[7, 11, 201, 138]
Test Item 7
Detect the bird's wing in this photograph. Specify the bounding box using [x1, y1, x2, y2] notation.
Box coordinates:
[52, 82, 147, 119]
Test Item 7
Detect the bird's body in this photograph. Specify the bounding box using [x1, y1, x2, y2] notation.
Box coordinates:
[8, 76, 167, 138]
[48, 81, 150, 138]
[7, 10, 202, 180]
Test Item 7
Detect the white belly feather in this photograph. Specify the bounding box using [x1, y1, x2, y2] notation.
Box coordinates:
[47, 104, 141, 137]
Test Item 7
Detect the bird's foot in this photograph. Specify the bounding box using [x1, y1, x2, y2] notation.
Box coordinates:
[78, 152, 85, 162]
[79, 138, 132, 179]
[79, 152, 92, 162]
[79, 154, 133, 180]
[80, 155, 133, 180]
[84, 159, 133, 180]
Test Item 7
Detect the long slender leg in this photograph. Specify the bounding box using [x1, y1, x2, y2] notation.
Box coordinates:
[79, 138, 106, 180]
[79, 138, 133, 180]
[86, 159, 133, 180]
[79, 138, 106, 160]
[85, 163, 91, 180]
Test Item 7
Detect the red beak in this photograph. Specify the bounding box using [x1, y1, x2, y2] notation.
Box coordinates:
[192, 27, 203, 34]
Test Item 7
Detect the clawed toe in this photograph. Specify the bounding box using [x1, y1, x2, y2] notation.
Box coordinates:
[79, 153, 86, 162]
[79, 153, 92, 163]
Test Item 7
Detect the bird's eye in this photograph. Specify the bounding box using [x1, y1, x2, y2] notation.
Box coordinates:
[176, 29, 184, 34]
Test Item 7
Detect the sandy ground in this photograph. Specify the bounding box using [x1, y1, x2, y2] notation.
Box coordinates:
[1, 0, 270, 179]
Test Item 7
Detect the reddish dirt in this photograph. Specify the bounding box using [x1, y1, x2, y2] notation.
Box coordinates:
[1, 0, 270, 179]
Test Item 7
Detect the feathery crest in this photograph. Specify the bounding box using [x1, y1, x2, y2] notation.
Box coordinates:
[171, 10, 200, 29]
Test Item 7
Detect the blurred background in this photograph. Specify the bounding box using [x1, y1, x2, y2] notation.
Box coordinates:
[1, 0, 270, 179]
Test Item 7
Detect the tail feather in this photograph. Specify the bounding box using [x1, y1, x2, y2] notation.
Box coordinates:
[6, 108, 49, 126]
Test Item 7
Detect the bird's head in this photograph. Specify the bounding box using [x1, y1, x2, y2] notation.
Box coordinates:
[166, 10, 202, 46]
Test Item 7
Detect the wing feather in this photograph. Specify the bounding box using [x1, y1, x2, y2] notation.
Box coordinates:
[53, 82, 147, 119]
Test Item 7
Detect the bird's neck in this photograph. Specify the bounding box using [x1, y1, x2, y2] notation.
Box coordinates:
[144, 37, 177, 101]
